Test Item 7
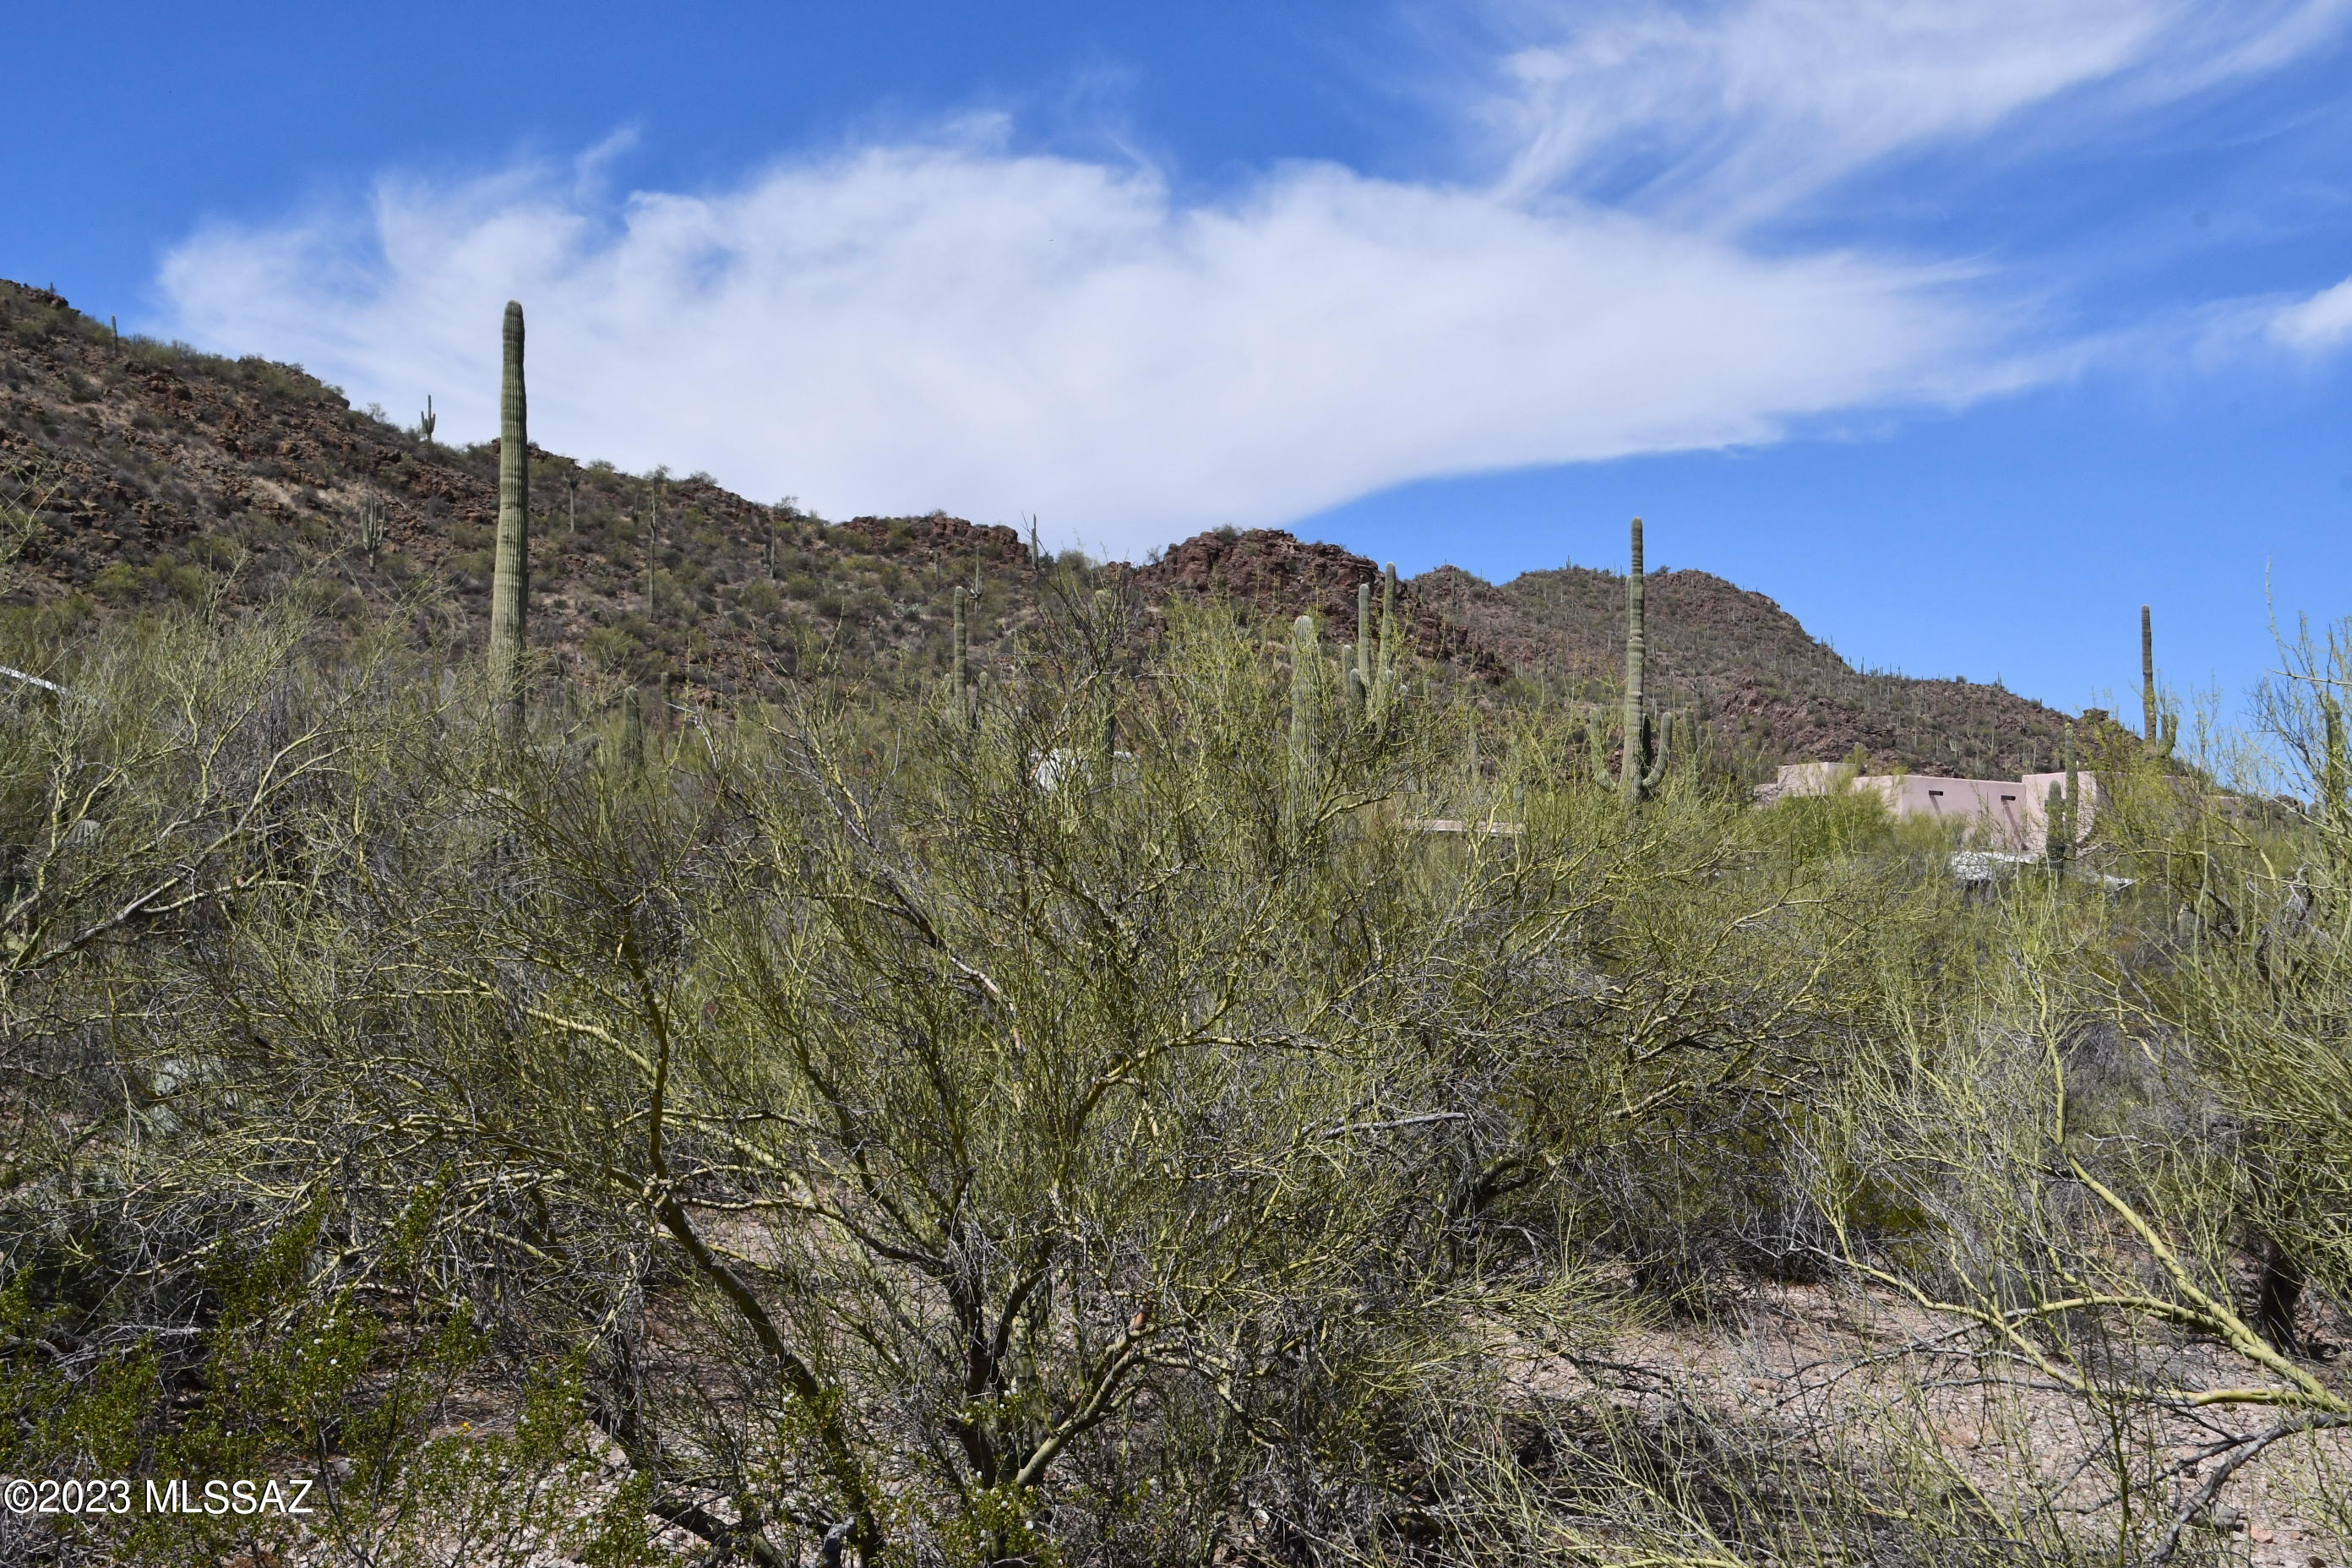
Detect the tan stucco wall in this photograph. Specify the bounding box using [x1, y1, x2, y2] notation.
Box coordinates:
[1764, 763, 2102, 852]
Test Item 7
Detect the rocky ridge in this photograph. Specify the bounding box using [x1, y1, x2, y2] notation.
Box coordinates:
[1, 277, 2074, 773]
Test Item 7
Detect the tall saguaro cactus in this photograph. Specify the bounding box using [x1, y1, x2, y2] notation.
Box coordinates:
[645, 477, 665, 606]
[487, 301, 530, 726]
[950, 585, 974, 726]
[1381, 563, 1398, 664]
[620, 684, 645, 773]
[1623, 516, 1647, 793]
[1362, 563, 1406, 716]
[1592, 518, 1670, 808]
[1288, 612, 1320, 820]
[2046, 723, 2081, 868]
[2141, 605, 2178, 760]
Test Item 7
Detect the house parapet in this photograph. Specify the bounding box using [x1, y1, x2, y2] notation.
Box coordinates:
[1761, 761, 2101, 853]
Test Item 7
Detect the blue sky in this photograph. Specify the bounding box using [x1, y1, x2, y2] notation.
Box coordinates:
[9, 2, 2352, 730]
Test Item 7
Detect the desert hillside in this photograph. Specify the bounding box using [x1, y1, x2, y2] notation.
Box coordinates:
[2, 275, 2077, 774]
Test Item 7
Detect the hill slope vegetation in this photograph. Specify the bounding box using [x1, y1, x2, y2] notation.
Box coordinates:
[2, 275, 2075, 773]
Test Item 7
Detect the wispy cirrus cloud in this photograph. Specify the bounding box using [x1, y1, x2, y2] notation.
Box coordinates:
[151, 2, 2351, 554]
[1480, 0, 2352, 225]
[2270, 274, 2352, 350]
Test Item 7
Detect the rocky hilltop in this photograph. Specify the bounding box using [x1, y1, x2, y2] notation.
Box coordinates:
[0, 277, 2073, 773]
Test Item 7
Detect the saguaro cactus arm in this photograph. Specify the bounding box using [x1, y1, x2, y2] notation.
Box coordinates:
[487, 301, 530, 725]
[1638, 710, 1672, 792]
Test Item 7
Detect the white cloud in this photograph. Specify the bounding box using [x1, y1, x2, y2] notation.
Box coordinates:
[2269, 274, 2352, 350]
[158, 142, 2026, 551]
[149, 2, 2347, 556]
[1482, 0, 2351, 226]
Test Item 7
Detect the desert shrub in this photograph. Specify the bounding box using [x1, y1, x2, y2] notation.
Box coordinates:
[2, 593, 2347, 1565]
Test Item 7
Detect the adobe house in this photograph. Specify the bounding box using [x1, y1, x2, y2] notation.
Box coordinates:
[1759, 761, 2103, 854]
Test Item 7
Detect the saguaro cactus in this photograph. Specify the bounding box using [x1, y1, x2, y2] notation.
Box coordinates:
[487, 302, 530, 726]
[417, 395, 437, 447]
[1592, 518, 1670, 808]
[1622, 517, 1647, 795]
[1288, 612, 1320, 815]
[621, 685, 645, 772]
[356, 493, 386, 560]
[645, 477, 664, 605]
[1364, 562, 1407, 716]
[2141, 605, 2178, 760]
[2046, 723, 2080, 868]
[950, 585, 974, 726]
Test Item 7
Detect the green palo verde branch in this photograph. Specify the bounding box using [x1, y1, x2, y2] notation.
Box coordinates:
[578, 852, 884, 1561]
[1822, 994, 2350, 1567]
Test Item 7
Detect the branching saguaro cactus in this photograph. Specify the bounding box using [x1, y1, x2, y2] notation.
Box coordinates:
[356, 493, 386, 561]
[2142, 605, 2178, 760]
[1589, 518, 1671, 809]
[487, 302, 530, 727]
[416, 394, 437, 447]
